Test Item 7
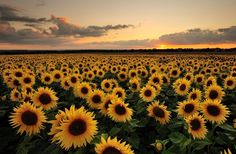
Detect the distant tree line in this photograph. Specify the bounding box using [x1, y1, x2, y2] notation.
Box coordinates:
[0, 48, 236, 55]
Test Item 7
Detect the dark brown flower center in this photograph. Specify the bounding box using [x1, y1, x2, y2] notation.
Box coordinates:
[131, 72, 136, 77]
[144, 89, 152, 97]
[227, 80, 233, 86]
[24, 77, 31, 84]
[116, 91, 123, 98]
[172, 70, 177, 75]
[163, 77, 168, 83]
[207, 105, 220, 116]
[71, 77, 77, 83]
[105, 83, 110, 88]
[120, 74, 126, 79]
[81, 87, 88, 94]
[115, 105, 126, 115]
[54, 74, 61, 79]
[131, 83, 137, 89]
[14, 92, 19, 98]
[15, 72, 23, 77]
[21, 111, 38, 125]
[184, 103, 194, 113]
[44, 76, 50, 82]
[105, 100, 111, 110]
[153, 77, 159, 83]
[68, 119, 87, 136]
[190, 119, 201, 131]
[39, 93, 52, 105]
[207, 80, 213, 86]
[209, 90, 218, 99]
[102, 147, 122, 154]
[13, 79, 21, 86]
[186, 75, 191, 80]
[197, 77, 202, 82]
[92, 95, 101, 104]
[180, 84, 186, 91]
[153, 107, 165, 118]
[191, 93, 197, 100]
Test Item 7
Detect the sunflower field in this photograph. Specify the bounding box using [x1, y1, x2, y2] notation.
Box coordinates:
[0, 54, 236, 154]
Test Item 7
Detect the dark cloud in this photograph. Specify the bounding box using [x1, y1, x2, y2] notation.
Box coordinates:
[0, 21, 56, 44]
[50, 15, 134, 37]
[159, 26, 236, 45]
[0, 4, 48, 23]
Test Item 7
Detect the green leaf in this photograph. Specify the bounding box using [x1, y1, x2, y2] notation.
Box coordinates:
[219, 124, 236, 132]
[192, 140, 212, 150]
[127, 136, 140, 149]
[109, 127, 121, 136]
[168, 132, 187, 144]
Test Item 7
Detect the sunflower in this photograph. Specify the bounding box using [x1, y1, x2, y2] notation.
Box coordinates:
[161, 74, 170, 85]
[177, 100, 199, 118]
[99, 94, 116, 116]
[87, 90, 105, 109]
[195, 74, 205, 85]
[20, 91, 33, 103]
[48, 110, 66, 136]
[201, 99, 230, 124]
[112, 87, 126, 100]
[128, 69, 137, 78]
[184, 73, 194, 82]
[224, 76, 236, 90]
[10, 77, 22, 89]
[95, 137, 134, 154]
[9, 102, 46, 136]
[20, 75, 35, 86]
[108, 98, 133, 122]
[21, 85, 34, 94]
[68, 75, 79, 86]
[129, 78, 141, 92]
[52, 106, 98, 150]
[187, 88, 202, 101]
[101, 79, 113, 92]
[74, 82, 92, 99]
[204, 76, 217, 88]
[140, 85, 156, 102]
[185, 114, 208, 139]
[117, 72, 128, 82]
[205, 85, 225, 101]
[9, 88, 21, 102]
[52, 70, 63, 82]
[147, 101, 171, 125]
[174, 79, 191, 96]
[41, 73, 53, 85]
[86, 71, 95, 81]
[13, 69, 24, 78]
[32, 87, 58, 110]
[170, 68, 180, 78]
[148, 73, 163, 86]
[60, 77, 71, 90]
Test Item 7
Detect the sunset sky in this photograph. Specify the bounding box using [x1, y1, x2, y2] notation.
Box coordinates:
[0, 0, 236, 49]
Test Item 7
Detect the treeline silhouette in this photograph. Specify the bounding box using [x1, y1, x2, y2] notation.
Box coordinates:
[0, 48, 236, 55]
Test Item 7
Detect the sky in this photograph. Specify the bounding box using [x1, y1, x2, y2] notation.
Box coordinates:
[0, 0, 236, 49]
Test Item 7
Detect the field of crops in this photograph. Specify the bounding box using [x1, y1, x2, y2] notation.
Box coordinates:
[0, 53, 236, 154]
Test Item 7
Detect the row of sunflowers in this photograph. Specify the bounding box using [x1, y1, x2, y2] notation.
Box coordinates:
[0, 54, 236, 154]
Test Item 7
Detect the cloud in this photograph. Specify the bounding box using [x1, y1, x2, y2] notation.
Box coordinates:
[36, 0, 46, 7]
[0, 21, 62, 45]
[0, 4, 49, 23]
[50, 15, 134, 37]
[159, 26, 236, 45]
